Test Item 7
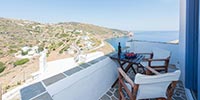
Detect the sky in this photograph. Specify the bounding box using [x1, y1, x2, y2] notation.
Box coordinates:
[0, 0, 179, 31]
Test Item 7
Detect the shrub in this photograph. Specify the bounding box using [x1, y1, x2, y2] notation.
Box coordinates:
[58, 42, 63, 47]
[17, 81, 21, 85]
[49, 43, 57, 51]
[0, 51, 3, 55]
[75, 32, 81, 34]
[38, 46, 44, 52]
[21, 51, 28, 55]
[59, 46, 69, 54]
[9, 45, 18, 48]
[60, 33, 68, 38]
[0, 62, 6, 73]
[14, 58, 29, 66]
[59, 50, 63, 54]
[8, 49, 17, 54]
[5, 85, 10, 90]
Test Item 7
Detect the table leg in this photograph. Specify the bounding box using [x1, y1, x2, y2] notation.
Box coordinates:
[137, 64, 146, 74]
[112, 78, 118, 87]
[112, 63, 136, 87]
[112, 60, 126, 88]
[124, 63, 137, 74]
[131, 66, 136, 74]
[124, 63, 133, 73]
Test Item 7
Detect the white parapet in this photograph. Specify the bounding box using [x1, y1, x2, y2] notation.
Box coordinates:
[48, 57, 118, 100]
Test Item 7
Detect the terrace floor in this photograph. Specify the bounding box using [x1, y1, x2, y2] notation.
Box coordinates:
[100, 65, 187, 100]
[100, 81, 187, 100]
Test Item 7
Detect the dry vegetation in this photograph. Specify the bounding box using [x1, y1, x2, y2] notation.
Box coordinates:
[0, 17, 127, 93]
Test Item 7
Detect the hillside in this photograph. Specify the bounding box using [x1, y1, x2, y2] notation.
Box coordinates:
[0, 17, 127, 93]
[0, 18, 126, 56]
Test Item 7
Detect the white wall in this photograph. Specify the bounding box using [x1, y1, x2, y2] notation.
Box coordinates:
[46, 57, 118, 100]
[179, 0, 186, 84]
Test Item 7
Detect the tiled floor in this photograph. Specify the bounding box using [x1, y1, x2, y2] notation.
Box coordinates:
[100, 81, 187, 100]
[100, 65, 187, 100]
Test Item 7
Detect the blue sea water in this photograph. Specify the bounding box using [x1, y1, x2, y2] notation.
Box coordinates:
[106, 31, 179, 50]
[133, 31, 179, 42]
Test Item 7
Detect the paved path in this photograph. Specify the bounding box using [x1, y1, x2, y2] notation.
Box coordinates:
[72, 37, 105, 62]
[89, 40, 105, 52]
[72, 36, 81, 62]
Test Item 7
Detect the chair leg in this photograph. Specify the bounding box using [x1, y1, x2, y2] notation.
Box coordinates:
[167, 81, 177, 100]
[119, 73, 122, 100]
[165, 67, 168, 73]
[131, 66, 136, 74]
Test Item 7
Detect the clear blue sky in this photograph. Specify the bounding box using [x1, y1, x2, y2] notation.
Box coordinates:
[0, 0, 179, 31]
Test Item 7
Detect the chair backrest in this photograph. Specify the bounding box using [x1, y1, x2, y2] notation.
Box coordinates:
[152, 48, 171, 59]
[134, 70, 181, 99]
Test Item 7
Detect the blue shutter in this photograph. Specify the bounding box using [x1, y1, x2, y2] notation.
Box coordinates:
[198, 0, 200, 99]
[185, 0, 199, 99]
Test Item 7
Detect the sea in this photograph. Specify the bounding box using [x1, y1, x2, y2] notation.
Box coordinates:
[106, 31, 179, 50]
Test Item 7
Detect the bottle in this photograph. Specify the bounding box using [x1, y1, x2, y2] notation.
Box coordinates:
[118, 42, 121, 56]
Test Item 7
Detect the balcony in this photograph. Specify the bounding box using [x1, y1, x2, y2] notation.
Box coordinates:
[15, 40, 188, 100]
[0, 0, 199, 99]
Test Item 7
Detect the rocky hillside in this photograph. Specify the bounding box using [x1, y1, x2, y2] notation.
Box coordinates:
[0, 18, 127, 57]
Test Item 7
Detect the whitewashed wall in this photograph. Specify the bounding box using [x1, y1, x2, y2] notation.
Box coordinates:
[179, 0, 186, 85]
[46, 57, 118, 100]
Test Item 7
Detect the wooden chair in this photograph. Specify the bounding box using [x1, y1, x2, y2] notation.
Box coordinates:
[118, 67, 181, 100]
[140, 48, 171, 73]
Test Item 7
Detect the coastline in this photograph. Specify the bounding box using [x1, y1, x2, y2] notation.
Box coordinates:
[105, 41, 115, 51]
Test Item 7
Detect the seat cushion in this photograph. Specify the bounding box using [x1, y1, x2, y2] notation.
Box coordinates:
[134, 70, 181, 99]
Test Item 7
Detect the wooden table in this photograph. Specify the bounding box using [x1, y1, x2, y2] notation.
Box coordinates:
[110, 53, 145, 87]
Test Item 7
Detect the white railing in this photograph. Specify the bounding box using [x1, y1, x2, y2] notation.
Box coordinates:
[126, 40, 179, 66]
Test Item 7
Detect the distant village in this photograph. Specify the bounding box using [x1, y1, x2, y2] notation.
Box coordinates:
[14, 29, 102, 60]
[15, 46, 40, 58]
